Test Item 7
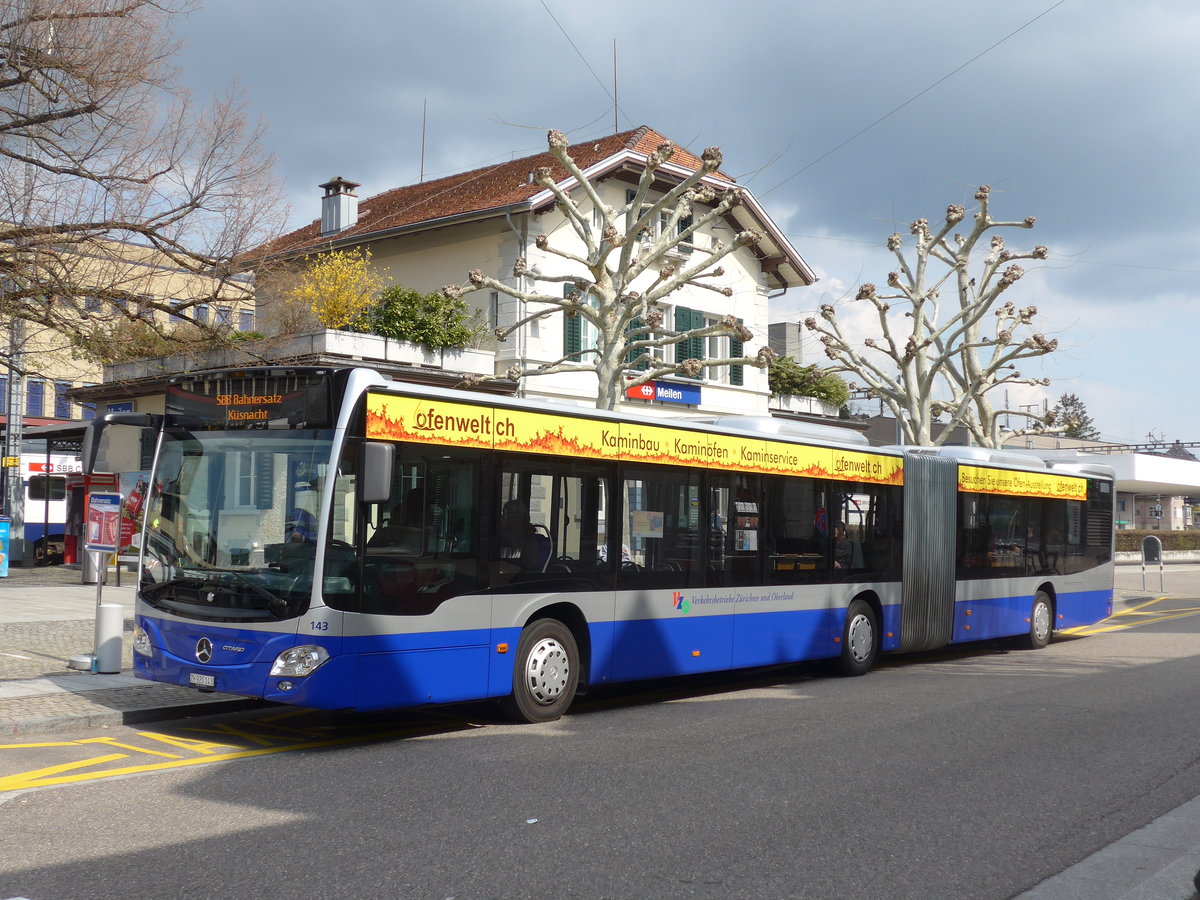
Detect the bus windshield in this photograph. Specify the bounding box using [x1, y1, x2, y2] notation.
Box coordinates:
[139, 426, 336, 622]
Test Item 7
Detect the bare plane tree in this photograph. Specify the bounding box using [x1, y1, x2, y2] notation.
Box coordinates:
[805, 186, 1060, 446]
[445, 129, 774, 410]
[0, 0, 286, 372]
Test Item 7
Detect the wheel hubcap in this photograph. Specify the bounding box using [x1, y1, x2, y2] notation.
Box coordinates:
[1033, 601, 1051, 642]
[524, 637, 571, 706]
[847, 613, 874, 663]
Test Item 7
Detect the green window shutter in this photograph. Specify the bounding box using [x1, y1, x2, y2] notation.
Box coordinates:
[674, 306, 691, 367]
[675, 307, 705, 380]
[564, 285, 581, 357]
[729, 318, 744, 386]
[688, 309, 705, 362]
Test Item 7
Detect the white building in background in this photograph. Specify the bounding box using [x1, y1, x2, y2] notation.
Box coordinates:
[253, 126, 816, 417]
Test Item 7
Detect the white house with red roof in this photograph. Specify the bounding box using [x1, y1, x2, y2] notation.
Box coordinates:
[257, 126, 816, 416]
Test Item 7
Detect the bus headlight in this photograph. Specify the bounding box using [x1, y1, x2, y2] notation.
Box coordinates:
[270, 645, 330, 678]
[132, 625, 153, 658]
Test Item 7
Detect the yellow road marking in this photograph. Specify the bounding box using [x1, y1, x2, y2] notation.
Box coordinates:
[79, 736, 182, 759]
[0, 753, 128, 791]
[0, 729, 429, 792]
[1062, 597, 1200, 636]
[0, 720, 466, 794]
[174, 720, 304, 748]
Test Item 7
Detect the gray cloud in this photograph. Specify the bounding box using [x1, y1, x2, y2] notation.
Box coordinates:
[172, 0, 1199, 443]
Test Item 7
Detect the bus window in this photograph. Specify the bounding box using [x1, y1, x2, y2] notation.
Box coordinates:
[706, 473, 761, 587]
[491, 458, 613, 590]
[618, 467, 703, 589]
[352, 444, 481, 615]
[831, 482, 902, 580]
[764, 474, 828, 584]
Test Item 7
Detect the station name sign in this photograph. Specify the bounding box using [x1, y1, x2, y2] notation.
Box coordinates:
[624, 380, 702, 406]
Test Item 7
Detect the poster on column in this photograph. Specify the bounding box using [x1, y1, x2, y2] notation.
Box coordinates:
[119, 471, 151, 556]
[86, 492, 122, 554]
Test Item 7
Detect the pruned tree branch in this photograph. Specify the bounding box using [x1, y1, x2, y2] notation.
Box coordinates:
[445, 129, 771, 409]
[804, 186, 1059, 446]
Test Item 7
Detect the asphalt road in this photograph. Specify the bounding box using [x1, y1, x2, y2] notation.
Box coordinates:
[2, 569, 1199, 900]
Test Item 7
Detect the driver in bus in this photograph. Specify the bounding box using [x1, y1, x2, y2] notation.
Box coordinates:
[280, 507, 318, 573]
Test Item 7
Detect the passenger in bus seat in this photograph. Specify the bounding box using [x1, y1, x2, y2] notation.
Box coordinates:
[833, 522, 852, 570]
[499, 500, 549, 571]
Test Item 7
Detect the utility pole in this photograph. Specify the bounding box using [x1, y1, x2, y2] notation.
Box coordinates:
[3, 313, 24, 566]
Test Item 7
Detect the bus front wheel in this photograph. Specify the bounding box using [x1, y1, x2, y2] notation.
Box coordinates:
[1019, 591, 1054, 650]
[501, 618, 579, 723]
[835, 598, 878, 677]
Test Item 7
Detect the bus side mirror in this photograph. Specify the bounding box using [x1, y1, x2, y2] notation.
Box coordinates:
[82, 413, 156, 474]
[359, 441, 394, 504]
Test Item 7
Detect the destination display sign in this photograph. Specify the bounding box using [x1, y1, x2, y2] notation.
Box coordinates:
[958, 464, 1087, 501]
[167, 370, 332, 430]
[366, 393, 903, 485]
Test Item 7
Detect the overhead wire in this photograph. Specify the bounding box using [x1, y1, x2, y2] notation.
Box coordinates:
[761, 0, 1071, 199]
[538, 0, 636, 132]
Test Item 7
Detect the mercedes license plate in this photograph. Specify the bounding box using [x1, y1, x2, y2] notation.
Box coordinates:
[189, 672, 216, 688]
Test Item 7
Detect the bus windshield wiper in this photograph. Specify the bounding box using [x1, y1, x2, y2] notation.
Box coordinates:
[220, 569, 291, 617]
[142, 570, 290, 617]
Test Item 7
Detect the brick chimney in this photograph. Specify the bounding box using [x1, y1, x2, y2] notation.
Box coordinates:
[319, 176, 360, 236]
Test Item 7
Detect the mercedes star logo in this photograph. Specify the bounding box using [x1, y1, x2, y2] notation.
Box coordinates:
[195, 637, 213, 664]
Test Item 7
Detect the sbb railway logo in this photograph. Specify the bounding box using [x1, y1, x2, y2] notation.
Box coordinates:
[672, 591, 690, 613]
[635, 384, 655, 399]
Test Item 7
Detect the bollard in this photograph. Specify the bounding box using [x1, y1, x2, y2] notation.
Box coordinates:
[94, 602, 124, 674]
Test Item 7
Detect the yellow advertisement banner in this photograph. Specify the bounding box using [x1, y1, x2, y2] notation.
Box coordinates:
[498, 408, 611, 460]
[958, 464, 1087, 501]
[365, 393, 904, 485]
[366, 395, 496, 450]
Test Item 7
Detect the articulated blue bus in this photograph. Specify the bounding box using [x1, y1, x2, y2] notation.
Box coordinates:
[86, 366, 1115, 722]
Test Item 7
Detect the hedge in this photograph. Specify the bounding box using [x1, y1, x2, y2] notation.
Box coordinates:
[1115, 530, 1200, 552]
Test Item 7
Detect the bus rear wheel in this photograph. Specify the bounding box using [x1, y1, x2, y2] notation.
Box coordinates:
[1019, 591, 1054, 650]
[835, 598, 878, 677]
[501, 618, 579, 723]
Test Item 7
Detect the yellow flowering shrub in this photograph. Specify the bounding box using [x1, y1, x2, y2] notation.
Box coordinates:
[287, 248, 385, 328]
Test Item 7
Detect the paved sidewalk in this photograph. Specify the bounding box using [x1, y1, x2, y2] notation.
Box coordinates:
[0, 563, 254, 736]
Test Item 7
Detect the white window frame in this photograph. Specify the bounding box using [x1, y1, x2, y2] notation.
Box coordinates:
[705, 316, 730, 383]
[233, 449, 257, 510]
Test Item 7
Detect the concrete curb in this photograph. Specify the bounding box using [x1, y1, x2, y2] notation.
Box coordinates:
[2, 697, 266, 737]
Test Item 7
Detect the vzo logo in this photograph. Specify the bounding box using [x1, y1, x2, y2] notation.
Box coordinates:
[672, 591, 690, 614]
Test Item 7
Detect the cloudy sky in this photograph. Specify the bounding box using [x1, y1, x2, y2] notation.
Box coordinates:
[172, 0, 1197, 444]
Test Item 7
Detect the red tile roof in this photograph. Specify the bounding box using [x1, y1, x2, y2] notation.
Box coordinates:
[257, 126, 730, 259]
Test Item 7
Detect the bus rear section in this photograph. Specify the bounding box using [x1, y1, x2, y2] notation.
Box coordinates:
[897, 448, 1114, 654]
